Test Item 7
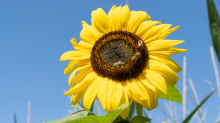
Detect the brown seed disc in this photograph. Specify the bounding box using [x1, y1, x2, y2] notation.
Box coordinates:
[90, 30, 149, 81]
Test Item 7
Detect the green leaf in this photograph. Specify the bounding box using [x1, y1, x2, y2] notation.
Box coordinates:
[44, 103, 127, 123]
[68, 103, 127, 123]
[100, 103, 127, 123]
[183, 89, 216, 123]
[43, 110, 89, 123]
[130, 116, 151, 123]
[66, 116, 102, 123]
[128, 100, 135, 119]
[159, 86, 182, 103]
[207, 0, 220, 63]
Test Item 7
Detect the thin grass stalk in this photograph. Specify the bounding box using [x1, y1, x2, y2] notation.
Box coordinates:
[173, 102, 178, 123]
[205, 80, 220, 98]
[169, 101, 174, 122]
[217, 107, 220, 122]
[197, 107, 208, 123]
[158, 103, 168, 119]
[183, 56, 187, 119]
[148, 114, 164, 122]
[27, 101, 31, 123]
[94, 100, 101, 115]
[210, 46, 220, 98]
[188, 78, 203, 119]
[126, 0, 129, 6]
[164, 101, 174, 121]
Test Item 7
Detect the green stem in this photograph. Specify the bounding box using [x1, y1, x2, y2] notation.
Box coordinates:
[135, 102, 143, 116]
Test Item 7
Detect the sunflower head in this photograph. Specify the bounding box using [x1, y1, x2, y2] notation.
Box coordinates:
[61, 5, 187, 119]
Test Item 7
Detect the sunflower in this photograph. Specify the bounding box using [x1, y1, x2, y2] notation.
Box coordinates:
[60, 5, 187, 118]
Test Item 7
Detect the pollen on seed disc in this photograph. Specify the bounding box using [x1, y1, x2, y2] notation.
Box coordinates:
[99, 40, 133, 66]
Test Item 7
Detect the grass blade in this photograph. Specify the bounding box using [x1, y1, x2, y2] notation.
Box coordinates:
[14, 112, 17, 123]
[75, 102, 85, 110]
[90, 102, 94, 112]
[207, 0, 220, 63]
[94, 101, 101, 115]
[183, 89, 216, 123]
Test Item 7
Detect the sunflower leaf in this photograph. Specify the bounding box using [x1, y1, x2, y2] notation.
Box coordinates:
[42, 110, 89, 123]
[207, 0, 220, 63]
[43, 103, 127, 123]
[159, 86, 182, 103]
[100, 103, 127, 123]
[130, 116, 151, 123]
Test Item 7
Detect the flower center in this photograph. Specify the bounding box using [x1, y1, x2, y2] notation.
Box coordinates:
[91, 30, 149, 81]
[99, 40, 133, 66]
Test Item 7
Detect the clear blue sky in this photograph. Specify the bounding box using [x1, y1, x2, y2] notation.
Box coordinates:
[1, 0, 220, 122]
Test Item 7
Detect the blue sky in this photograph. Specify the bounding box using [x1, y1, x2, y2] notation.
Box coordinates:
[1, 0, 220, 122]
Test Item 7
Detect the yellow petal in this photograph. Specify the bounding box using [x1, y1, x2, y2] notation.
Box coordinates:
[70, 67, 92, 87]
[83, 77, 102, 111]
[68, 62, 90, 87]
[106, 78, 113, 111]
[65, 59, 90, 76]
[108, 5, 122, 31]
[145, 70, 168, 95]
[70, 38, 93, 51]
[148, 40, 185, 51]
[64, 71, 98, 95]
[120, 107, 129, 119]
[108, 5, 130, 31]
[136, 80, 154, 102]
[127, 11, 151, 33]
[107, 5, 116, 30]
[112, 81, 123, 110]
[71, 92, 83, 106]
[127, 79, 149, 102]
[136, 20, 161, 38]
[167, 47, 188, 55]
[150, 47, 188, 55]
[122, 82, 129, 108]
[119, 83, 129, 119]
[80, 21, 102, 44]
[149, 53, 182, 72]
[142, 24, 172, 42]
[159, 26, 180, 39]
[138, 72, 158, 101]
[97, 77, 108, 111]
[148, 60, 180, 86]
[64, 60, 78, 75]
[60, 50, 90, 61]
[91, 8, 111, 34]
[141, 99, 158, 111]
[120, 5, 131, 30]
